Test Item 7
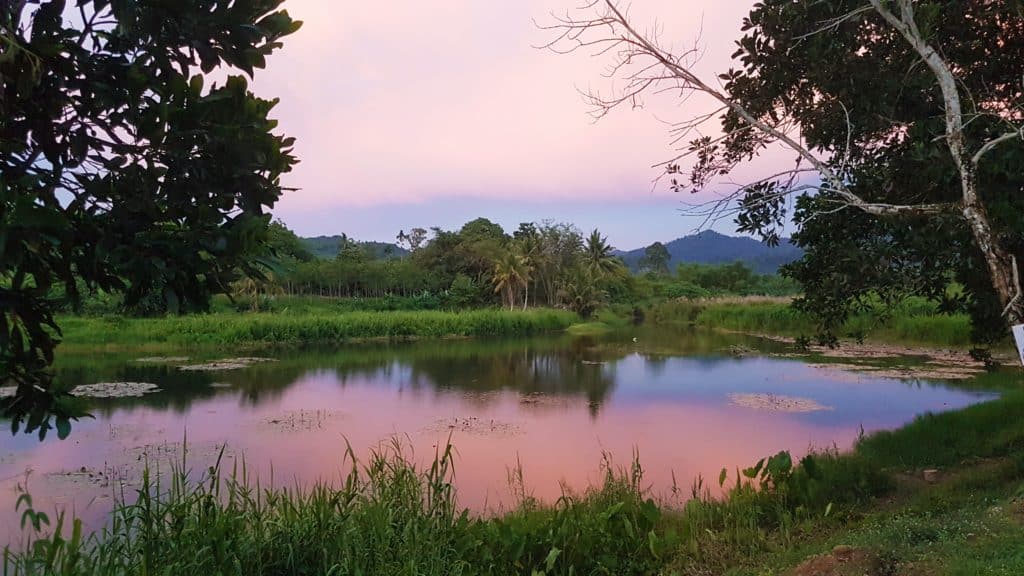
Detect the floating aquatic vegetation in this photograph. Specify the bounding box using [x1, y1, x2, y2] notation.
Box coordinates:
[518, 392, 571, 409]
[71, 382, 160, 398]
[421, 416, 523, 437]
[261, 409, 344, 432]
[807, 362, 982, 381]
[859, 367, 980, 380]
[178, 357, 277, 371]
[134, 356, 190, 363]
[2, 382, 161, 399]
[46, 465, 128, 488]
[728, 392, 832, 413]
[725, 344, 756, 357]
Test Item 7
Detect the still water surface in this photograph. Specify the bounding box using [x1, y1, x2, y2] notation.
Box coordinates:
[0, 327, 997, 544]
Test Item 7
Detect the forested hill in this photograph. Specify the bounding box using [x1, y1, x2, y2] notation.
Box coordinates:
[617, 231, 802, 274]
[301, 236, 408, 260]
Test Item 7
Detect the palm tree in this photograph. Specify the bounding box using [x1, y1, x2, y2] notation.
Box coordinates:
[232, 272, 284, 311]
[514, 236, 541, 309]
[583, 229, 626, 279]
[492, 251, 532, 310]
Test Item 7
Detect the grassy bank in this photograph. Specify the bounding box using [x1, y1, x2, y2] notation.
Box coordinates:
[649, 296, 975, 348]
[7, 390, 1024, 575]
[56, 308, 578, 352]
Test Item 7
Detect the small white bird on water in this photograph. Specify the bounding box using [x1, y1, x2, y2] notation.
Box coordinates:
[632, 337, 638, 343]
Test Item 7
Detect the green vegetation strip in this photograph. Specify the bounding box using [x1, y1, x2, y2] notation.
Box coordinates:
[56, 309, 578, 350]
[648, 298, 975, 348]
[7, 391, 1024, 575]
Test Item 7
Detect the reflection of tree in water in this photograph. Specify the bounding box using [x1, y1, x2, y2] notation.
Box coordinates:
[52, 355, 317, 416]
[59, 326, 979, 422]
[52, 335, 630, 416]
[642, 355, 668, 378]
[55, 363, 225, 417]
[397, 345, 624, 413]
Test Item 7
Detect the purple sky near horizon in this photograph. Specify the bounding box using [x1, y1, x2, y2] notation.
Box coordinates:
[252, 0, 776, 249]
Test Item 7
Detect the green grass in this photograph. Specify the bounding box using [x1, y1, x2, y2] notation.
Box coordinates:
[856, 389, 1024, 469]
[10, 390, 1024, 575]
[649, 297, 976, 348]
[5, 443, 670, 576]
[25, 295, 1024, 574]
[565, 322, 614, 336]
[211, 294, 447, 314]
[56, 309, 579, 351]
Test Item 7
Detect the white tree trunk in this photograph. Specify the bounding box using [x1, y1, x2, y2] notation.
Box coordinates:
[871, 0, 1024, 328]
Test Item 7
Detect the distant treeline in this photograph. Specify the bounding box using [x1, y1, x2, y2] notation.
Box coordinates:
[53, 219, 800, 318]
[249, 219, 799, 315]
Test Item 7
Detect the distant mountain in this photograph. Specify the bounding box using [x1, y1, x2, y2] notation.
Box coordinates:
[301, 236, 408, 260]
[617, 230, 802, 275]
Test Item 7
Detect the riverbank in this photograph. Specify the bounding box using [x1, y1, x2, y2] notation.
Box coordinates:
[55, 294, 980, 355]
[647, 296, 978, 349]
[56, 308, 579, 352]
[6, 386, 1023, 575]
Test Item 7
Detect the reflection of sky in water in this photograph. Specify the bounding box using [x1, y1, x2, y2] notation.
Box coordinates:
[608, 355, 996, 428]
[0, 339, 1000, 545]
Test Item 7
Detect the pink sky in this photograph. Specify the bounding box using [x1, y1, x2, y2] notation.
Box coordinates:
[251, 0, 777, 245]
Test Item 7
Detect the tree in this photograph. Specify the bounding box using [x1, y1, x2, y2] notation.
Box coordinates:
[544, 0, 1024, 344]
[639, 242, 671, 276]
[492, 251, 532, 310]
[267, 221, 315, 264]
[513, 224, 543, 308]
[397, 228, 429, 252]
[1, 1, 300, 436]
[583, 229, 625, 279]
[559, 269, 606, 319]
[337, 234, 371, 265]
[460, 218, 508, 244]
[447, 274, 480, 309]
[456, 218, 509, 287]
[536, 222, 584, 305]
[231, 274, 285, 312]
[233, 220, 311, 306]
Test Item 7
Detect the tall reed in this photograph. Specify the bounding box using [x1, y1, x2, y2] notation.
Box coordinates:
[4, 442, 895, 576]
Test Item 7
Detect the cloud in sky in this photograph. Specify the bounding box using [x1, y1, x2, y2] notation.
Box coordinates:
[250, 0, 782, 242]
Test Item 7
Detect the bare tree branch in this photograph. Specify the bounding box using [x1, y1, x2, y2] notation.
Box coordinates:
[972, 129, 1024, 166]
[541, 0, 955, 220]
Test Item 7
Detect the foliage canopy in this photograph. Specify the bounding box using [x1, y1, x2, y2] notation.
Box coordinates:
[0, 0, 300, 435]
[719, 0, 1024, 342]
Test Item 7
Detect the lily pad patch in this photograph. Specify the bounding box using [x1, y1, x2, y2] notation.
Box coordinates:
[71, 382, 160, 398]
[728, 392, 833, 413]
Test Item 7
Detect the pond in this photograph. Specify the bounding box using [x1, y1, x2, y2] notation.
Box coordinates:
[0, 326, 999, 545]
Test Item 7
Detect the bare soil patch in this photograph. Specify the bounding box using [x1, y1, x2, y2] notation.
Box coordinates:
[790, 547, 904, 576]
